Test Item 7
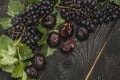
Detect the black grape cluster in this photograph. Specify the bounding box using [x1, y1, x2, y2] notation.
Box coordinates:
[6, 0, 57, 50]
[101, 2, 120, 22]
[7, 25, 42, 50]
[59, 0, 100, 32]
[11, 0, 57, 27]
[59, 0, 120, 33]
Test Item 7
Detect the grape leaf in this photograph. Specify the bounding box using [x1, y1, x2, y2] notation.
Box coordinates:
[22, 71, 27, 80]
[0, 35, 18, 65]
[38, 34, 48, 46]
[7, 0, 24, 17]
[110, 0, 120, 5]
[54, 13, 65, 30]
[12, 62, 24, 78]
[0, 35, 13, 49]
[46, 47, 57, 56]
[18, 44, 33, 61]
[58, 0, 62, 3]
[38, 25, 48, 34]
[28, 0, 42, 7]
[28, 0, 42, 4]
[0, 35, 33, 79]
[41, 44, 57, 57]
[0, 64, 14, 73]
[0, 17, 12, 29]
[0, 55, 18, 65]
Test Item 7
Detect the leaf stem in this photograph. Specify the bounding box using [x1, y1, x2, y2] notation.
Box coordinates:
[13, 26, 26, 47]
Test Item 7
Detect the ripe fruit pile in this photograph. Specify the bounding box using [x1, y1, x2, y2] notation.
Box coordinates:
[5, 0, 120, 78]
[6, 0, 57, 50]
[48, 23, 75, 53]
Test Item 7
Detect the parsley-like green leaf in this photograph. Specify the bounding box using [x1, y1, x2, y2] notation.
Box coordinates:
[0, 17, 12, 29]
[7, 0, 24, 17]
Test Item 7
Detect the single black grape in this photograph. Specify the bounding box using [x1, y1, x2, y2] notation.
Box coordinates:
[32, 54, 46, 69]
[47, 32, 61, 48]
[25, 65, 38, 78]
[75, 26, 90, 41]
[41, 14, 56, 29]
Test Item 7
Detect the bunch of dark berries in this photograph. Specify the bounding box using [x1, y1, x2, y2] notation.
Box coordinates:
[58, 0, 120, 32]
[4, 0, 120, 79]
[25, 54, 46, 78]
[7, 25, 42, 50]
[6, 0, 57, 50]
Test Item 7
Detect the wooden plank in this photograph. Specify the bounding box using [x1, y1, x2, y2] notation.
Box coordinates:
[39, 21, 119, 80]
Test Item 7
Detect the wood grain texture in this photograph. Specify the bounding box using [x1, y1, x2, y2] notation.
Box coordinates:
[0, 0, 120, 80]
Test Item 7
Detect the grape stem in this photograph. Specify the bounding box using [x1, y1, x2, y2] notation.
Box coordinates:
[13, 26, 26, 47]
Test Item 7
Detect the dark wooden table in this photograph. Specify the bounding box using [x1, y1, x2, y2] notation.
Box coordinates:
[0, 0, 120, 80]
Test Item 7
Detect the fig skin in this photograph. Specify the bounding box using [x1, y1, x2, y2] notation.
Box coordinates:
[47, 32, 61, 48]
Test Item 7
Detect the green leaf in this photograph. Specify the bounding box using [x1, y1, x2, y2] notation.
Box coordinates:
[7, 0, 24, 17]
[0, 17, 12, 29]
[0, 55, 18, 65]
[18, 44, 33, 61]
[110, 0, 120, 5]
[54, 13, 65, 30]
[38, 25, 48, 34]
[41, 44, 48, 56]
[22, 71, 27, 80]
[0, 64, 14, 73]
[58, 0, 62, 3]
[28, 0, 42, 7]
[0, 45, 16, 57]
[0, 35, 13, 49]
[46, 47, 57, 56]
[0, 35, 18, 65]
[12, 62, 24, 78]
[52, 7, 65, 30]
[38, 34, 48, 46]
[0, 35, 34, 79]
[28, 0, 42, 4]
[41, 44, 57, 57]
